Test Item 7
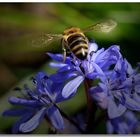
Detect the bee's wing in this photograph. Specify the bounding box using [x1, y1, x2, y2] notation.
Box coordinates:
[82, 19, 117, 33]
[31, 33, 63, 48]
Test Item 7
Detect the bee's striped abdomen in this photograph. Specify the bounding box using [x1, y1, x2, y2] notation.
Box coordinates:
[67, 34, 88, 60]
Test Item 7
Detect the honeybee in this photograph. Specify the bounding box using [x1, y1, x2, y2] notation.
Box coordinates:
[32, 19, 117, 61]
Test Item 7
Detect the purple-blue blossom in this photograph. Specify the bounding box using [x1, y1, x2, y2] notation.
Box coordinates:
[48, 42, 122, 99]
[107, 110, 140, 134]
[2, 39, 140, 134]
[90, 56, 140, 119]
[3, 72, 65, 133]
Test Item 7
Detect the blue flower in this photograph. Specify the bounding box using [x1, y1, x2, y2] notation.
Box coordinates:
[3, 37, 140, 134]
[107, 110, 140, 134]
[3, 72, 65, 133]
[90, 56, 140, 119]
[48, 42, 122, 99]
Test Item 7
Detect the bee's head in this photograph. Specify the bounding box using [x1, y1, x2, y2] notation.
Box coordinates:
[63, 27, 81, 35]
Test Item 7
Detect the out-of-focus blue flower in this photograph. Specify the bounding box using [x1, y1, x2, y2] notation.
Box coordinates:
[3, 72, 65, 133]
[107, 110, 140, 134]
[90, 56, 140, 119]
[48, 42, 122, 99]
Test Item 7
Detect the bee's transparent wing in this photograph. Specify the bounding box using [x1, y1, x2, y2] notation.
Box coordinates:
[31, 33, 63, 48]
[82, 19, 117, 33]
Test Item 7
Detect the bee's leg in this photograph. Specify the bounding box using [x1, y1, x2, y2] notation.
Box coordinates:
[61, 39, 67, 62]
[62, 47, 66, 62]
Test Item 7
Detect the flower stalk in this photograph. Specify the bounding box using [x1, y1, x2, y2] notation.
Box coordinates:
[84, 78, 97, 133]
[54, 104, 85, 133]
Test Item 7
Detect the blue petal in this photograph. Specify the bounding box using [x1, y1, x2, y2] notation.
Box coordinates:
[110, 117, 120, 133]
[50, 71, 77, 83]
[3, 108, 31, 116]
[108, 98, 126, 119]
[24, 85, 39, 100]
[124, 94, 140, 111]
[47, 106, 64, 130]
[92, 63, 106, 76]
[106, 121, 114, 134]
[109, 58, 124, 81]
[135, 85, 140, 93]
[87, 42, 98, 60]
[19, 107, 47, 133]
[90, 86, 108, 109]
[34, 72, 52, 95]
[33, 72, 53, 98]
[120, 74, 140, 89]
[125, 111, 137, 122]
[47, 53, 71, 64]
[124, 59, 134, 75]
[119, 77, 133, 88]
[47, 53, 63, 62]
[118, 123, 129, 134]
[99, 83, 107, 91]
[86, 72, 106, 82]
[94, 45, 121, 70]
[57, 65, 72, 73]
[89, 42, 98, 53]
[90, 86, 103, 95]
[90, 48, 105, 62]
[107, 45, 120, 56]
[132, 93, 140, 103]
[55, 87, 77, 103]
[88, 62, 106, 82]
[51, 82, 63, 94]
[35, 71, 47, 80]
[12, 112, 33, 134]
[134, 74, 140, 83]
[91, 89, 105, 102]
[8, 97, 40, 108]
[62, 76, 84, 98]
[49, 62, 67, 68]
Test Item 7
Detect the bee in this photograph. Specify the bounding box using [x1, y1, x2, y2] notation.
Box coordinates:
[32, 19, 117, 61]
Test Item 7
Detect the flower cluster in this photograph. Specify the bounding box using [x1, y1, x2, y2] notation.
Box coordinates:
[107, 110, 140, 134]
[3, 72, 65, 133]
[2, 40, 140, 134]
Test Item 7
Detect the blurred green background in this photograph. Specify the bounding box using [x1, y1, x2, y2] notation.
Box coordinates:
[0, 3, 140, 134]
